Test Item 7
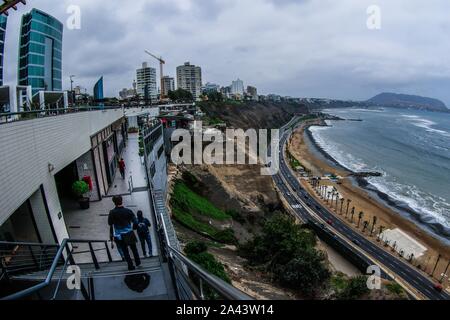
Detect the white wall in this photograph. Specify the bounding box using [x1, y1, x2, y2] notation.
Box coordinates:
[0, 109, 124, 243]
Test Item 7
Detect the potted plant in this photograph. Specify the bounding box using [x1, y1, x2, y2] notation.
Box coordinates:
[72, 180, 90, 209]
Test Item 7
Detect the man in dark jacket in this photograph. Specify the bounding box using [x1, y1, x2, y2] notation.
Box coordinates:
[108, 195, 141, 270]
[134, 210, 153, 257]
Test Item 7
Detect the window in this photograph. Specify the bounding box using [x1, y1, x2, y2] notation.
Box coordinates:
[157, 145, 164, 158]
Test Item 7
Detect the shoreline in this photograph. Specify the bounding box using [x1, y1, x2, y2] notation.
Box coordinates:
[304, 124, 450, 244]
[288, 119, 450, 286]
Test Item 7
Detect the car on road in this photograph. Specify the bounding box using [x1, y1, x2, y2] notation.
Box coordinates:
[351, 239, 361, 246]
[433, 283, 443, 292]
[326, 219, 333, 225]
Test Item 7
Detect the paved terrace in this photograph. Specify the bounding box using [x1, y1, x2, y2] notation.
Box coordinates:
[61, 134, 174, 299]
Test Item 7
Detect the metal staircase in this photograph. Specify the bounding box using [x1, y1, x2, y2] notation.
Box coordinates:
[1, 238, 251, 300]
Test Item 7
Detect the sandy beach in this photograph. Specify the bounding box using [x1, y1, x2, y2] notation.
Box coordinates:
[288, 119, 450, 289]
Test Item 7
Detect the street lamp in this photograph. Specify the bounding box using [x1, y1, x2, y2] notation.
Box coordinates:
[70, 75, 76, 92]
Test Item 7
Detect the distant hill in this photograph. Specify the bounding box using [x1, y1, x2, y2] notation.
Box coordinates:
[367, 93, 448, 112]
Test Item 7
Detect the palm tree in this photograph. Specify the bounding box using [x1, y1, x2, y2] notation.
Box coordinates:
[334, 193, 338, 209]
[346, 199, 351, 217]
[362, 221, 369, 233]
[370, 216, 377, 236]
[350, 207, 356, 223]
[377, 225, 384, 241]
[357, 211, 364, 228]
[340, 198, 345, 214]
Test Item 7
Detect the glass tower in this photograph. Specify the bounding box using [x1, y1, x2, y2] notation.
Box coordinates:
[18, 9, 63, 95]
[93, 76, 104, 101]
[0, 14, 7, 86]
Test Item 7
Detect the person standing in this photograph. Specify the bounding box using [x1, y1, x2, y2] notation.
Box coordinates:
[108, 195, 141, 270]
[135, 211, 153, 257]
[118, 158, 126, 179]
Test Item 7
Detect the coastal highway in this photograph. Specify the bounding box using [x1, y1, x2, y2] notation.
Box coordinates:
[272, 125, 449, 300]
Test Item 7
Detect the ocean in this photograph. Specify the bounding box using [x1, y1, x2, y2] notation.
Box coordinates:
[309, 107, 450, 242]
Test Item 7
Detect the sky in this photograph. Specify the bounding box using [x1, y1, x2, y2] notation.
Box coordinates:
[3, 0, 450, 106]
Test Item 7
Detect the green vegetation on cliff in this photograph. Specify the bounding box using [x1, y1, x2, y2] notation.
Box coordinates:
[170, 180, 237, 244]
[239, 213, 330, 297]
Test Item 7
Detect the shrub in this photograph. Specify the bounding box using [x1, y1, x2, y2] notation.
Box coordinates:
[214, 228, 237, 245]
[184, 241, 231, 299]
[337, 276, 370, 300]
[240, 213, 316, 266]
[72, 180, 89, 198]
[239, 213, 330, 296]
[185, 241, 208, 256]
[226, 209, 245, 224]
[188, 251, 230, 284]
[386, 282, 404, 295]
[275, 249, 330, 297]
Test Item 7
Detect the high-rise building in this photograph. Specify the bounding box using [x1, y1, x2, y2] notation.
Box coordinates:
[0, 14, 7, 86]
[176, 62, 202, 100]
[93, 76, 104, 101]
[161, 76, 175, 96]
[231, 79, 244, 95]
[18, 9, 63, 95]
[136, 62, 157, 102]
[246, 86, 258, 101]
[202, 82, 220, 94]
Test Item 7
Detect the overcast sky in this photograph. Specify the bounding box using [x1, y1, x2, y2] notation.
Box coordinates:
[4, 0, 450, 105]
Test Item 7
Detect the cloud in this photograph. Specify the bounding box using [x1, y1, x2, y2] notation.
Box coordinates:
[3, 0, 450, 105]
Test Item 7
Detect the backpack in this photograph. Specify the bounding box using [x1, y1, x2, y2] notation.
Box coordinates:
[136, 220, 149, 235]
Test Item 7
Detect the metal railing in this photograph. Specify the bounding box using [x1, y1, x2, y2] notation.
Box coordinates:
[0, 106, 123, 124]
[0, 241, 60, 280]
[0, 239, 113, 300]
[150, 188, 252, 300]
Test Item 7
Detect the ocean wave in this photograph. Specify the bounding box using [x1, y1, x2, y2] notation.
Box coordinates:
[367, 177, 450, 229]
[309, 124, 450, 239]
[310, 126, 371, 173]
[401, 114, 450, 138]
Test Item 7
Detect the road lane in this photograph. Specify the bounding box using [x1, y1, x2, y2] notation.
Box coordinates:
[273, 124, 449, 300]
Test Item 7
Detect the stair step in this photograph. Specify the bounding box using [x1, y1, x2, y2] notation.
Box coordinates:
[11, 257, 161, 281]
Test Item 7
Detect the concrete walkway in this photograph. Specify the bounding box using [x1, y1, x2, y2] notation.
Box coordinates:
[107, 133, 148, 196]
[62, 133, 158, 262]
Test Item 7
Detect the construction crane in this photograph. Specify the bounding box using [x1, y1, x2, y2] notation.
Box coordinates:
[0, 0, 27, 15]
[144, 50, 166, 100]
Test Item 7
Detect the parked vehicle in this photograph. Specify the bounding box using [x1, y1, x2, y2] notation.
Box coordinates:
[433, 283, 443, 292]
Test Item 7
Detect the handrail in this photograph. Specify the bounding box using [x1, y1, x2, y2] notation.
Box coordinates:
[2, 239, 68, 300]
[168, 246, 252, 300]
[0, 106, 123, 117]
[0, 241, 59, 247]
[149, 187, 252, 300]
[1, 238, 113, 300]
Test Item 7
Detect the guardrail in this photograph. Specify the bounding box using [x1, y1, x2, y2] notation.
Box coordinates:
[0, 239, 113, 300]
[150, 188, 252, 300]
[0, 106, 124, 124]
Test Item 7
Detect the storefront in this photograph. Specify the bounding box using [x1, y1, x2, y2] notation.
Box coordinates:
[90, 118, 126, 197]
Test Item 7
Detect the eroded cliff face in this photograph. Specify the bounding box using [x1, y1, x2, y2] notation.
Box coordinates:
[200, 100, 309, 129]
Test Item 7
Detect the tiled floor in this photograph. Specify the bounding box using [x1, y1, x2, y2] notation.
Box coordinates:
[62, 133, 157, 263]
[107, 133, 148, 196]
